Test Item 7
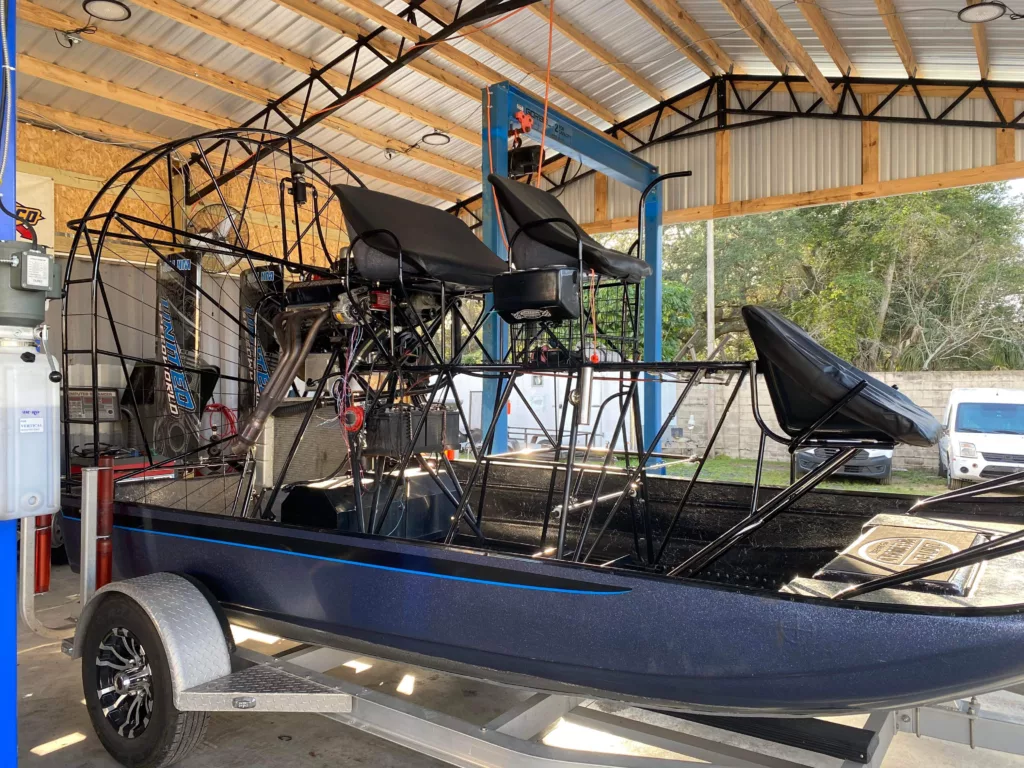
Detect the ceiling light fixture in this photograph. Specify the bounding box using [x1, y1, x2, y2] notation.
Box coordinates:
[82, 0, 132, 22]
[420, 129, 451, 147]
[957, 1, 1007, 23]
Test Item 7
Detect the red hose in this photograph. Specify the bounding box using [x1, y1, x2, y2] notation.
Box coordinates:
[34, 514, 51, 595]
[97, 456, 114, 589]
[205, 402, 238, 438]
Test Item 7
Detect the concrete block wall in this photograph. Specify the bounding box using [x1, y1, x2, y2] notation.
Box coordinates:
[665, 371, 1024, 471]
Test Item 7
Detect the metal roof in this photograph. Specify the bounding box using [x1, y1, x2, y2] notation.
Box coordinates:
[17, 0, 1024, 207]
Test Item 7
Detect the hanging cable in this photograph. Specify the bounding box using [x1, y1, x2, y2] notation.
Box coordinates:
[535, 0, 556, 187]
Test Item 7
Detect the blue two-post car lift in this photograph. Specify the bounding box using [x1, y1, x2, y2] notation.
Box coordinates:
[480, 81, 665, 455]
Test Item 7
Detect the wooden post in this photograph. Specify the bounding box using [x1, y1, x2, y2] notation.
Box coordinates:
[594, 173, 608, 223]
[715, 129, 731, 206]
[997, 98, 1016, 165]
[862, 94, 880, 186]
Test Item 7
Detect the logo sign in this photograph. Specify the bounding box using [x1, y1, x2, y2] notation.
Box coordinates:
[858, 537, 959, 568]
[243, 307, 271, 396]
[15, 202, 44, 241]
[158, 298, 196, 414]
[512, 308, 552, 320]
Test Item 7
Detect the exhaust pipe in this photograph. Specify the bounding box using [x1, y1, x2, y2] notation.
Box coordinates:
[226, 303, 331, 457]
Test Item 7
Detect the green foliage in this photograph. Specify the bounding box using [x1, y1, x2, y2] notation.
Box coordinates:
[600, 183, 1024, 370]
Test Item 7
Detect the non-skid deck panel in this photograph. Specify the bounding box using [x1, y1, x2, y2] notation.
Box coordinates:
[782, 515, 1024, 608]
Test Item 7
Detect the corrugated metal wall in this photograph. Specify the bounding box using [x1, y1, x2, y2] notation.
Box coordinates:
[880, 95, 997, 181]
[731, 91, 861, 202]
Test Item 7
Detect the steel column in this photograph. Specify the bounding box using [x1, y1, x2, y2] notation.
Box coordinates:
[482, 83, 510, 453]
[642, 182, 663, 454]
[0, 1, 16, 757]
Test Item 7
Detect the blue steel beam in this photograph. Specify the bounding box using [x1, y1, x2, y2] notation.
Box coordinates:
[482, 82, 664, 455]
[481, 83, 510, 454]
[1, 0, 16, 759]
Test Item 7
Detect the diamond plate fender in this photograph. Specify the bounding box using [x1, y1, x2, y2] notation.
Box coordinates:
[70, 572, 232, 708]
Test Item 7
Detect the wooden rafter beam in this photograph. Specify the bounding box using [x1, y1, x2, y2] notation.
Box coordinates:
[716, 0, 790, 75]
[743, 0, 840, 111]
[873, 0, 918, 77]
[641, 0, 737, 75]
[795, 0, 855, 76]
[271, 0, 483, 101]
[966, 0, 990, 79]
[316, 0, 504, 86]
[323, 0, 620, 134]
[620, 0, 716, 76]
[17, 99, 164, 147]
[417, 0, 617, 124]
[18, 61, 465, 203]
[126, 0, 479, 146]
[20, 2, 477, 181]
[527, 2, 667, 102]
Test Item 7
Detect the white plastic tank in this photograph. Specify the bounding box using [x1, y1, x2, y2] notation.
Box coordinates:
[0, 329, 60, 520]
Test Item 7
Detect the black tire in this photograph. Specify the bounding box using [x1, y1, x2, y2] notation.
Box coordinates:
[50, 512, 68, 566]
[82, 593, 208, 768]
[878, 471, 892, 486]
[947, 476, 969, 490]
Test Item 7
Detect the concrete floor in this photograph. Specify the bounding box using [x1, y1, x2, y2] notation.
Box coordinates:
[17, 566, 1024, 767]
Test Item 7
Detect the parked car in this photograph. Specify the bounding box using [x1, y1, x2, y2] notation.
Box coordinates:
[791, 446, 893, 485]
[939, 388, 1024, 489]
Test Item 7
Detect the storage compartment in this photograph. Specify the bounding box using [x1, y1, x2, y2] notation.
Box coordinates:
[493, 268, 580, 323]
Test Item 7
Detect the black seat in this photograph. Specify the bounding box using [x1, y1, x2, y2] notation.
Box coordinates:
[333, 185, 507, 291]
[488, 175, 651, 283]
[742, 306, 940, 447]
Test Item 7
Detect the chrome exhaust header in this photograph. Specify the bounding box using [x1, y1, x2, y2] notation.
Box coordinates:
[226, 303, 331, 457]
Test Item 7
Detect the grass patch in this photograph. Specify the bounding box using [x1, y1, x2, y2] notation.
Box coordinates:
[663, 456, 947, 497]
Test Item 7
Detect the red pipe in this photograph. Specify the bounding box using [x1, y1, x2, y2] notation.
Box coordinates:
[33, 514, 51, 595]
[97, 455, 114, 589]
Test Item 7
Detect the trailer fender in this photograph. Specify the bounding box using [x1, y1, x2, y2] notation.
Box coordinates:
[70, 572, 232, 707]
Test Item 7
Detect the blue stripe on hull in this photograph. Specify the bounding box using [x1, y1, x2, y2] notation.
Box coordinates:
[115, 524, 630, 595]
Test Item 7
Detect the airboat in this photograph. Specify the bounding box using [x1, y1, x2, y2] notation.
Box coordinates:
[57, 128, 1024, 731]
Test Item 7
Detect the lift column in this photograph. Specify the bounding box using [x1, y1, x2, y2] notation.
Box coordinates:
[482, 81, 665, 454]
[0, 1, 17, 759]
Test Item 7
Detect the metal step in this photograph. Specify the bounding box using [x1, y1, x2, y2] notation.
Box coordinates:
[178, 660, 353, 713]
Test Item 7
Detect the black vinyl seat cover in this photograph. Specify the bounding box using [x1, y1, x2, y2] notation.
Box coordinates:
[488, 175, 651, 283]
[333, 185, 507, 291]
[742, 306, 940, 447]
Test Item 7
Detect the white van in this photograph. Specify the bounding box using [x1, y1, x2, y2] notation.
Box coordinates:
[939, 388, 1024, 489]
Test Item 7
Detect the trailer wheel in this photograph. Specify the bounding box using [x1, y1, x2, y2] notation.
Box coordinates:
[82, 593, 208, 768]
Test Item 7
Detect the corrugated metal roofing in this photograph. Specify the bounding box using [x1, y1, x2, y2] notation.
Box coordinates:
[16, 0, 1024, 210]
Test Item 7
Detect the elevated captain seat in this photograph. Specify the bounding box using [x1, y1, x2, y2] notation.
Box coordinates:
[488, 175, 651, 282]
[743, 305, 940, 447]
[333, 185, 507, 292]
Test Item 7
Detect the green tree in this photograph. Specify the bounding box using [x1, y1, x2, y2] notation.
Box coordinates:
[602, 183, 1024, 370]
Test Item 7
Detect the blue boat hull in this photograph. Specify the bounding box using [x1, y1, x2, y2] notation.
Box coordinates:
[61, 501, 1024, 716]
